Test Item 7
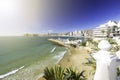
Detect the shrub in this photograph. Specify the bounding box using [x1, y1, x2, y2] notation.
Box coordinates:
[117, 67, 120, 76]
[70, 44, 77, 48]
[64, 67, 86, 80]
[84, 57, 96, 70]
[43, 65, 64, 80]
[43, 65, 86, 80]
[82, 42, 86, 46]
[87, 38, 93, 43]
[83, 54, 96, 70]
[107, 38, 118, 45]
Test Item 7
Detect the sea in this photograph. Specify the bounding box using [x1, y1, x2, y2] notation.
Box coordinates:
[0, 36, 85, 80]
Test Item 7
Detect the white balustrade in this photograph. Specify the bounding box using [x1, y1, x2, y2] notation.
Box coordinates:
[93, 40, 120, 80]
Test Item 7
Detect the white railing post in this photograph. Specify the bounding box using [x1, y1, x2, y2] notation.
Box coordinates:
[92, 40, 119, 80]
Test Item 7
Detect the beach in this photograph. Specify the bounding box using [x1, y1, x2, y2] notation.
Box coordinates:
[1, 37, 119, 80]
[0, 37, 95, 80]
[59, 46, 94, 80]
[39, 43, 95, 80]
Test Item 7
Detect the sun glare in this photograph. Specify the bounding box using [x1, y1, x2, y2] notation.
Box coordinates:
[0, 0, 47, 36]
[0, 0, 18, 15]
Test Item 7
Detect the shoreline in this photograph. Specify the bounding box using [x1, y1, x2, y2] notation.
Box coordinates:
[59, 46, 94, 80]
[0, 66, 24, 79]
[2, 51, 67, 80]
[39, 46, 94, 80]
[38, 50, 68, 80]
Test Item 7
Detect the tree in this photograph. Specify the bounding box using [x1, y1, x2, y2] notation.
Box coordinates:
[101, 30, 105, 38]
[101, 30, 105, 34]
[107, 28, 112, 38]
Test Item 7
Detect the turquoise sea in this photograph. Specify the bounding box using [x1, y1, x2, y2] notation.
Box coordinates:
[0, 36, 67, 80]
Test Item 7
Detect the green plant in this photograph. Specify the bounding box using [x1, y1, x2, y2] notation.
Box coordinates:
[106, 27, 112, 38]
[101, 30, 105, 34]
[87, 38, 93, 43]
[86, 38, 99, 50]
[64, 67, 86, 80]
[82, 42, 86, 46]
[107, 38, 118, 45]
[70, 44, 77, 48]
[117, 67, 120, 77]
[84, 57, 96, 70]
[83, 54, 96, 70]
[92, 41, 99, 50]
[43, 65, 87, 80]
[43, 65, 64, 80]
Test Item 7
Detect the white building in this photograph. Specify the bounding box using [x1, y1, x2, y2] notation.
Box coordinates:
[93, 20, 119, 39]
[72, 30, 83, 36]
[93, 24, 108, 38]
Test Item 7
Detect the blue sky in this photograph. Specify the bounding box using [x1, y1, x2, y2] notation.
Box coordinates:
[40, 0, 120, 33]
[0, 0, 120, 35]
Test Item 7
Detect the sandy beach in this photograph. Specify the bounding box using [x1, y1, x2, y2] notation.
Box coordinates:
[59, 47, 94, 80]
[39, 45, 95, 80]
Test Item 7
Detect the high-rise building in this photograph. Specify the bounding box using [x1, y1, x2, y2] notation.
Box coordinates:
[93, 20, 119, 38]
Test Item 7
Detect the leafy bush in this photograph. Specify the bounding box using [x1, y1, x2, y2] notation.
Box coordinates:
[82, 42, 86, 46]
[87, 38, 93, 43]
[86, 38, 99, 50]
[64, 67, 86, 80]
[84, 57, 96, 70]
[43, 65, 86, 80]
[43, 65, 64, 80]
[107, 38, 118, 45]
[117, 67, 120, 76]
[70, 44, 77, 48]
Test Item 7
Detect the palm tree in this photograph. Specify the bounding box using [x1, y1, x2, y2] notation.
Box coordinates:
[101, 29, 105, 33]
[101, 30, 105, 37]
[107, 27, 112, 38]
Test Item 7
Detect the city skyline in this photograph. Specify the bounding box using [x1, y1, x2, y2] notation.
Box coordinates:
[0, 0, 120, 36]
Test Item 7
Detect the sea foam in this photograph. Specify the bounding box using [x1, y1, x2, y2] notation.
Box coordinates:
[0, 66, 24, 79]
[53, 51, 67, 63]
[51, 47, 56, 53]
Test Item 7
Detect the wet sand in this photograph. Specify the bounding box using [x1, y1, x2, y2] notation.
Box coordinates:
[39, 46, 94, 80]
[59, 47, 94, 80]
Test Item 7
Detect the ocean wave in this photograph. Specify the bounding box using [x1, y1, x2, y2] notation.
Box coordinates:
[53, 51, 67, 63]
[0, 66, 24, 79]
[51, 47, 56, 53]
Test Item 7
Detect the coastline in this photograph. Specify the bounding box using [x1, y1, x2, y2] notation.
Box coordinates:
[59, 46, 94, 80]
[39, 46, 94, 80]
[0, 66, 24, 79]
[0, 37, 67, 80]
[38, 50, 67, 80]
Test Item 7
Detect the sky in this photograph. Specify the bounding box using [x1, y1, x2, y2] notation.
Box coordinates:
[0, 0, 120, 35]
